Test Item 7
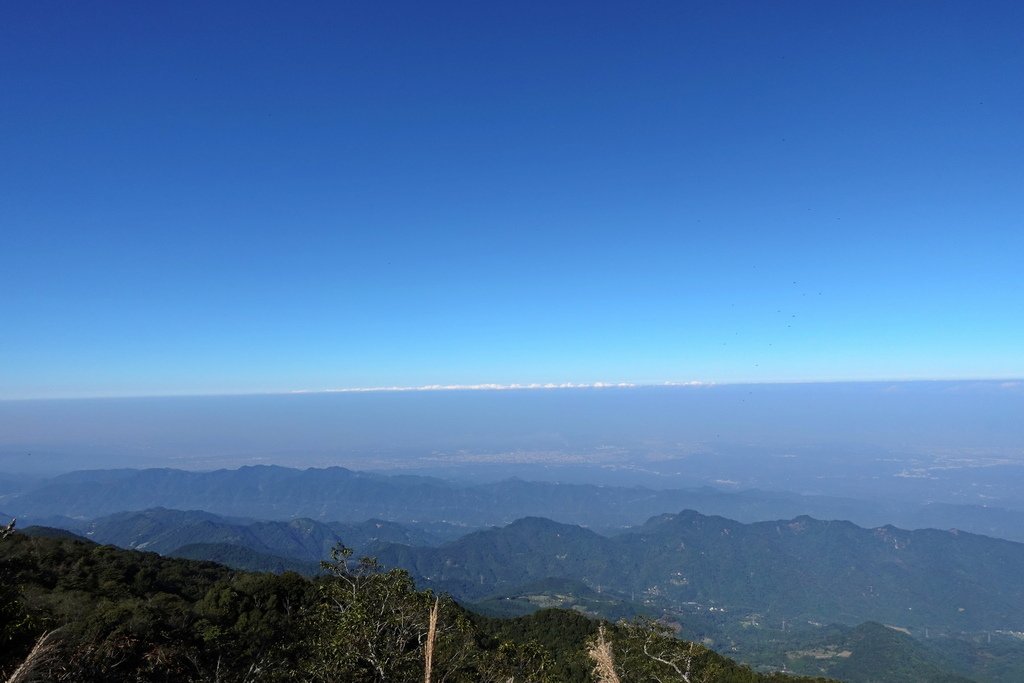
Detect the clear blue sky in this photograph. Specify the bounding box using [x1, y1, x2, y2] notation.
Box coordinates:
[2, 1, 1022, 399]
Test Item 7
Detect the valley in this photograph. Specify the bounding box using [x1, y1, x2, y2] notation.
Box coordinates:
[6, 465, 1024, 681]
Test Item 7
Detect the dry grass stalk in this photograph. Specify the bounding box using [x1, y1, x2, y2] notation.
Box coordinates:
[587, 625, 621, 683]
[6, 629, 62, 683]
[424, 596, 440, 683]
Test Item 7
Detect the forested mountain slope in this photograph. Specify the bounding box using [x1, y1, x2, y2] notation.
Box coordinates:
[775, 622, 977, 683]
[373, 511, 1024, 632]
[0, 529, 830, 683]
[77, 507, 443, 560]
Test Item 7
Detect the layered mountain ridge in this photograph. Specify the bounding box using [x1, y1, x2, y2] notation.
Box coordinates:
[5, 465, 1024, 544]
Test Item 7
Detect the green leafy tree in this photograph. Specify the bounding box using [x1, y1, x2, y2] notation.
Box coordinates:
[588, 618, 826, 683]
[610, 618, 710, 682]
[303, 544, 438, 682]
[303, 543, 553, 683]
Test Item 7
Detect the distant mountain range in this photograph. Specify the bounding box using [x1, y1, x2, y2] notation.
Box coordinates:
[26, 502, 1024, 636]
[37, 507, 452, 568]
[373, 511, 1024, 633]
[14, 496, 1024, 681]
[5, 465, 1024, 544]
[19, 519, 1020, 683]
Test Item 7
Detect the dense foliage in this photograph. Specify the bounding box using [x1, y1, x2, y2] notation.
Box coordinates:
[1, 530, 830, 682]
[1, 530, 308, 681]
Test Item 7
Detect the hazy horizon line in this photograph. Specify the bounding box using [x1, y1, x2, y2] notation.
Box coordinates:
[2, 377, 1021, 402]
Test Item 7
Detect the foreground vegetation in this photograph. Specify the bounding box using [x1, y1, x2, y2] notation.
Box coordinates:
[1, 525, 829, 682]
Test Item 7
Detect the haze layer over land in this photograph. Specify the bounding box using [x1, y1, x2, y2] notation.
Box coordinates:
[2, 380, 1022, 506]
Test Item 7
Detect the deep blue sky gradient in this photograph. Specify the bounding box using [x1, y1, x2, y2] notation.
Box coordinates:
[2, 1, 1023, 398]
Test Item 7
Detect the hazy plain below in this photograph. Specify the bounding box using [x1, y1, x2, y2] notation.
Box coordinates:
[2, 380, 1022, 509]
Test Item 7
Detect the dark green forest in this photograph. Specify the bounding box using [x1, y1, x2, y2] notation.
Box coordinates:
[0, 526, 831, 682]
